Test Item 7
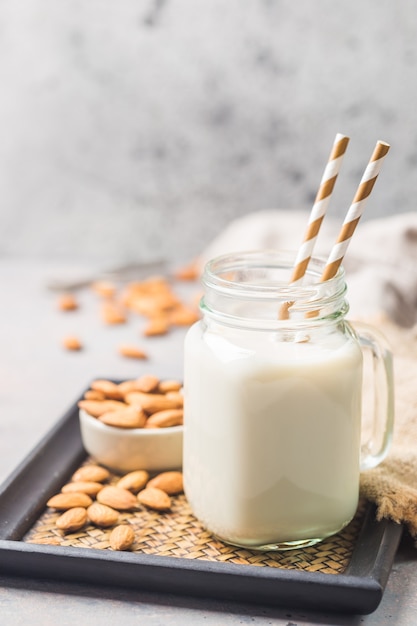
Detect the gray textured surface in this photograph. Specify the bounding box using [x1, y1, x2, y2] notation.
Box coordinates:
[0, 1, 416, 267]
[1, 259, 417, 625]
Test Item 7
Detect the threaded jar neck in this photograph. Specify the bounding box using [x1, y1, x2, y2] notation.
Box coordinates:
[201, 250, 349, 331]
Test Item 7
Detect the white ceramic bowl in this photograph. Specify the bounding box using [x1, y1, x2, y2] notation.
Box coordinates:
[79, 409, 183, 474]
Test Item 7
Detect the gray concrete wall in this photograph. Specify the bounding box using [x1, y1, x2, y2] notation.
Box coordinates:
[0, 0, 415, 266]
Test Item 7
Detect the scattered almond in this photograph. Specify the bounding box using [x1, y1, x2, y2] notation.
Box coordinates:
[146, 471, 183, 495]
[78, 399, 127, 417]
[118, 345, 148, 360]
[47, 492, 93, 510]
[97, 486, 138, 511]
[57, 293, 79, 311]
[117, 470, 149, 493]
[87, 502, 119, 527]
[56, 507, 88, 532]
[138, 487, 171, 511]
[109, 524, 135, 551]
[142, 316, 169, 337]
[62, 335, 83, 351]
[169, 306, 200, 326]
[99, 406, 147, 429]
[101, 300, 127, 325]
[72, 465, 110, 483]
[146, 409, 183, 428]
[61, 481, 104, 496]
[91, 280, 116, 298]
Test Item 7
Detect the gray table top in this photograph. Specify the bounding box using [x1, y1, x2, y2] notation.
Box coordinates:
[1, 259, 416, 626]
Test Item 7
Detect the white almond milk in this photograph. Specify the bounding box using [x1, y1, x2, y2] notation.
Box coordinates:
[183, 322, 363, 548]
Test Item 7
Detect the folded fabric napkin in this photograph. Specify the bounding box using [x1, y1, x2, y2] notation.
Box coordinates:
[199, 210, 417, 541]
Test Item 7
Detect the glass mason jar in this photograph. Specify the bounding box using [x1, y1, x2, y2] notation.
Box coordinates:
[183, 250, 394, 551]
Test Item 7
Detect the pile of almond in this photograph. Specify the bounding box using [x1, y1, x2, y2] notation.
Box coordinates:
[46, 464, 184, 550]
[78, 374, 183, 429]
[58, 272, 201, 355]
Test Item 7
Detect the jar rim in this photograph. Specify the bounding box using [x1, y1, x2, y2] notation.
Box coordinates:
[201, 249, 349, 326]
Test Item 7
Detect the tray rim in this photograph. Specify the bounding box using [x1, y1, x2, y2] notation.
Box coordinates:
[0, 386, 403, 615]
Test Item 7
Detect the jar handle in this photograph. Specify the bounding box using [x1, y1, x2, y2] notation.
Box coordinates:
[352, 322, 394, 471]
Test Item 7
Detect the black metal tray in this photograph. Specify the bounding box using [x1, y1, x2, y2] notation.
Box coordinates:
[0, 390, 403, 615]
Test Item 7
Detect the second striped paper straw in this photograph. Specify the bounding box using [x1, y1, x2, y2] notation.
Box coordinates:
[320, 140, 390, 283]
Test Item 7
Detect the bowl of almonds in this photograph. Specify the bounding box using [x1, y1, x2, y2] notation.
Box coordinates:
[78, 375, 183, 473]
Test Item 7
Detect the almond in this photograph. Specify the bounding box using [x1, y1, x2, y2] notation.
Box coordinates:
[99, 406, 147, 429]
[56, 507, 88, 532]
[91, 379, 124, 400]
[164, 391, 184, 406]
[142, 316, 170, 337]
[146, 471, 183, 495]
[117, 470, 149, 493]
[61, 481, 104, 496]
[109, 524, 135, 551]
[91, 280, 116, 298]
[169, 305, 200, 326]
[125, 392, 182, 414]
[137, 487, 171, 511]
[71, 465, 110, 483]
[134, 375, 160, 393]
[118, 345, 148, 360]
[57, 293, 79, 311]
[158, 379, 182, 393]
[47, 492, 93, 510]
[146, 409, 183, 428]
[78, 399, 127, 417]
[84, 389, 106, 401]
[101, 300, 127, 324]
[97, 486, 138, 511]
[62, 335, 82, 351]
[87, 502, 119, 527]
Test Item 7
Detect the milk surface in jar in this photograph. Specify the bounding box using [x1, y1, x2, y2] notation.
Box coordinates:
[182, 250, 369, 550]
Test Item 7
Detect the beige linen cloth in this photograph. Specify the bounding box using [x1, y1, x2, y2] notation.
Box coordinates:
[198, 210, 417, 541]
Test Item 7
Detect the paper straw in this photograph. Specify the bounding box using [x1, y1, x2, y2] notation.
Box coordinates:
[289, 133, 350, 284]
[320, 140, 390, 283]
[279, 133, 349, 319]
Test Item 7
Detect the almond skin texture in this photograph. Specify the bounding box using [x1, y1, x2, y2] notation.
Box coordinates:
[98, 406, 147, 429]
[61, 481, 104, 496]
[109, 525, 135, 551]
[146, 471, 184, 495]
[56, 507, 88, 532]
[87, 502, 119, 528]
[146, 409, 183, 428]
[158, 379, 182, 393]
[72, 465, 110, 483]
[47, 492, 93, 510]
[138, 487, 171, 511]
[97, 486, 138, 511]
[78, 399, 127, 417]
[117, 470, 150, 493]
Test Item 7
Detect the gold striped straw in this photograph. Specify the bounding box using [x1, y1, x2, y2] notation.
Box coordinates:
[290, 133, 350, 284]
[279, 133, 349, 319]
[320, 140, 390, 282]
[303, 140, 390, 320]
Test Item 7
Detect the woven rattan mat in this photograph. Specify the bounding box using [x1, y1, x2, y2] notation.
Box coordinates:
[24, 462, 366, 575]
